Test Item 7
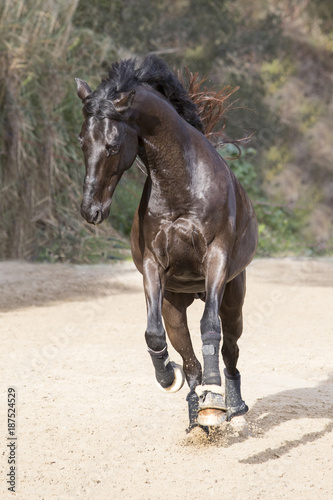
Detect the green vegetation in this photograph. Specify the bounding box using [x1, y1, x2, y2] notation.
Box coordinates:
[222, 145, 305, 256]
[0, 0, 332, 262]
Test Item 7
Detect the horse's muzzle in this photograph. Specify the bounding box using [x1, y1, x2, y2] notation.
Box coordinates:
[80, 201, 109, 225]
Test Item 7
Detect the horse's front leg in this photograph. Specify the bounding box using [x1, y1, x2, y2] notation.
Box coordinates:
[143, 258, 185, 392]
[196, 248, 229, 426]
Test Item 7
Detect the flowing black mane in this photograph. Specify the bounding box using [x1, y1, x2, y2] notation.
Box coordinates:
[83, 55, 205, 133]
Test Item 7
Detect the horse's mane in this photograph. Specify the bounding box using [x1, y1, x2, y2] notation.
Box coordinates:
[178, 69, 240, 147]
[83, 55, 238, 145]
[83, 55, 205, 133]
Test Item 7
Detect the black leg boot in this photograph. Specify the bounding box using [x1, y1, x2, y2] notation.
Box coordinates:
[224, 369, 248, 421]
[201, 332, 221, 386]
[148, 346, 175, 389]
[186, 390, 209, 434]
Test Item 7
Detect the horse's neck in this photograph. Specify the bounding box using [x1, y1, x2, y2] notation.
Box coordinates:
[135, 88, 195, 211]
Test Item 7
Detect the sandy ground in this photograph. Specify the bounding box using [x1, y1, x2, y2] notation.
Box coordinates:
[0, 258, 333, 499]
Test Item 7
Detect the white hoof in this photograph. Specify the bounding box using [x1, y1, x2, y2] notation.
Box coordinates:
[197, 408, 226, 427]
[157, 362, 185, 393]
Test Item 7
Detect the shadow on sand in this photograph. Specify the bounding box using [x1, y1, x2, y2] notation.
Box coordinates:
[0, 261, 141, 311]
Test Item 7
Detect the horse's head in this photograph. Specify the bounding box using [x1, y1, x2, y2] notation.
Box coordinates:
[75, 79, 138, 224]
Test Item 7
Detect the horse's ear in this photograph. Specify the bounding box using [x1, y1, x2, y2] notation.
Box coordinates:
[113, 90, 136, 112]
[75, 78, 92, 101]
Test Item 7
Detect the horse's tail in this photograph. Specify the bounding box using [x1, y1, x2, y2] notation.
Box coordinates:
[177, 68, 240, 146]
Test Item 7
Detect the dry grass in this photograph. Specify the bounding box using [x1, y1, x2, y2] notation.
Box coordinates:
[0, 0, 121, 261]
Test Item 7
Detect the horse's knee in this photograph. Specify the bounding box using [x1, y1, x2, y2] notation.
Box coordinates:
[200, 308, 221, 337]
[145, 325, 166, 352]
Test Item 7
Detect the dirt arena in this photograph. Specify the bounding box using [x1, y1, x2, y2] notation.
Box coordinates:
[0, 258, 332, 499]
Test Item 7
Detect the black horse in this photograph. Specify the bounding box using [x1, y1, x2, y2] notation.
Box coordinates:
[75, 56, 258, 432]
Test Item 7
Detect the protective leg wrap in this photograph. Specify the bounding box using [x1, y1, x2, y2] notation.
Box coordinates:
[201, 332, 221, 386]
[186, 390, 208, 434]
[224, 369, 248, 421]
[148, 346, 175, 389]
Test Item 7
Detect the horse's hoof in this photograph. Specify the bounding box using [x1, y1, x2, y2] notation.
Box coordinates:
[157, 362, 185, 393]
[197, 408, 226, 427]
[195, 385, 227, 426]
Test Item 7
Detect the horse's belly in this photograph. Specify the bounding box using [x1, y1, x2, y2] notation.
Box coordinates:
[165, 273, 205, 294]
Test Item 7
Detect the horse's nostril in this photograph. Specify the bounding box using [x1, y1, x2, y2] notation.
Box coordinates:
[93, 210, 102, 224]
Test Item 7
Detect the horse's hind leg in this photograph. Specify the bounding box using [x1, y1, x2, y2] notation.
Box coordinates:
[162, 291, 203, 431]
[220, 270, 248, 421]
[162, 291, 202, 389]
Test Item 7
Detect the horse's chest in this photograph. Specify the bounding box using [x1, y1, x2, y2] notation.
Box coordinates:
[151, 218, 207, 272]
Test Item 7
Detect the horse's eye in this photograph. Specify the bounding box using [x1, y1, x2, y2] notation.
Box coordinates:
[106, 144, 120, 157]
